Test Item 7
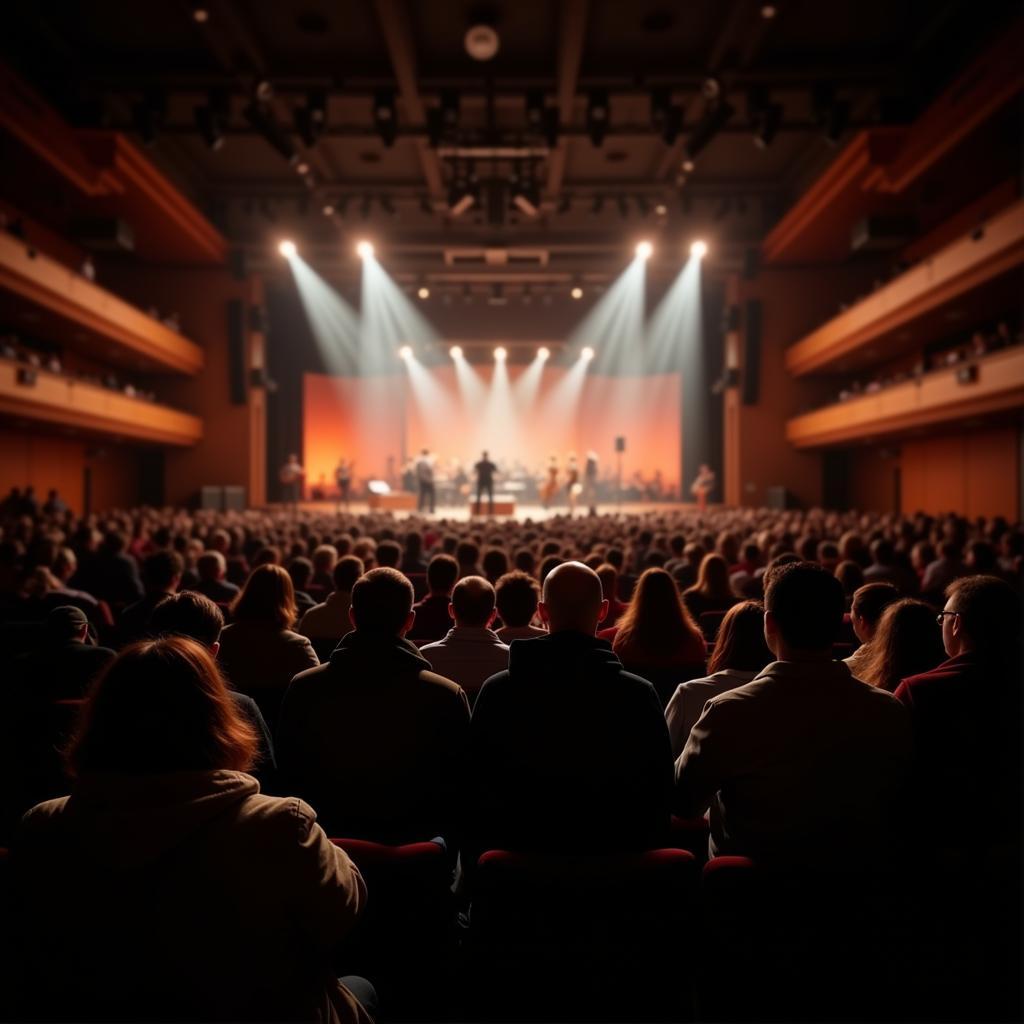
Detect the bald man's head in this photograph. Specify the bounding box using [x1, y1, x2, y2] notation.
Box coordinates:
[540, 561, 608, 635]
[450, 575, 497, 628]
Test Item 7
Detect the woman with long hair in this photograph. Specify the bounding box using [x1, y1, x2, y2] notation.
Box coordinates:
[664, 601, 773, 757]
[858, 598, 946, 692]
[604, 567, 706, 706]
[682, 553, 740, 620]
[12, 637, 370, 1023]
[218, 563, 318, 727]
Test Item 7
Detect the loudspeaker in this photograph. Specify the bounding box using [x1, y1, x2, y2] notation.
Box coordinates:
[223, 485, 246, 510]
[614, 436, 626, 453]
[742, 300, 761, 405]
[227, 299, 247, 405]
[765, 485, 793, 509]
[200, 485, 224, 510]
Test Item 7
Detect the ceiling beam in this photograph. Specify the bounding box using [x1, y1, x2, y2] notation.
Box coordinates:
[371, 0, 445, 201]
[544, 0, 589, 204]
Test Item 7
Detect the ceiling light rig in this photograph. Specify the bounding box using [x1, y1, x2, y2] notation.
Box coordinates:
[586, 88, 610, 147]
[295, 89, 327, 148]
[373, 88, 397, 147]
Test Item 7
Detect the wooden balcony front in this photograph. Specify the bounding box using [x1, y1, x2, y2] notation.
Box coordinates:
[0, 359, 203, 446]
[784, 200, 1024, 377]
[0, 231, 204, 375]
[786, 346, 1024, 449]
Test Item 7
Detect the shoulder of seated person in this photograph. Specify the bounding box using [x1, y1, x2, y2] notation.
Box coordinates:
[231, 791, 322, 837]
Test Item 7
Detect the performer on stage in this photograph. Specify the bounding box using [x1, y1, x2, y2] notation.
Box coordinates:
[474, 450, 497, 516]
[583, 450, 599, 516]
[566, 453, 581, 516]
[540, 455, 559, 509]
[334, 457, 354, 510]
[415, 448, 436, 514]
[691, 463, 716, 513]
[279, 453, 305, 512]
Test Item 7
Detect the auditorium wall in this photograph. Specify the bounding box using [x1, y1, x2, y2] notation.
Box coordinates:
[99, 266, 267, 508]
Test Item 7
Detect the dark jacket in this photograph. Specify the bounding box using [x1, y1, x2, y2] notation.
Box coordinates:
[465, 631, 674, 867]
[895, 651, 1021, 848]
[195, 578, 241, 604]
[12, 640, 115, 702]
[277, 631, 470, 843]
[74, 551, 144, 607]
[409, 593, 452, 643]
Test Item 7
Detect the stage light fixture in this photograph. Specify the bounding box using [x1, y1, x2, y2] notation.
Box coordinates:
[538, 346, 550, 360]
[691, 239, 708, 258]
[194, 100, 225, 151]
[753, 101, 783, 149]
[494, 346, 507, 361]
[192, 5, 209, 22]
[398, 345, 413, 360]
[321, 201, 335, 216]
[450, 345, 463, 359]
[586, 89, 610, 147]
[761, 4, 777, 18]
[295, 90, 327, 148]
[355, 240, 374, 259]
[373, 88, 398, 147]
[243, 100, 298, 165]
[655, 202, 668, 216]
[278, 239, 297, 258]
[417, 286, 430, 299]
[684, 98, 736, 164]
[133, 90, 166, 146]
[581, 346, 595, 361]
[571, 285, 583, 300]
[636, 240, 653, 260]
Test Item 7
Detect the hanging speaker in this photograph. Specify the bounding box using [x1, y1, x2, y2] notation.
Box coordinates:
[742, 300, 761, 405]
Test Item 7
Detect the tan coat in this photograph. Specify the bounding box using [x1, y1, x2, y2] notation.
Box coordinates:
[13, 771, 371, 1023]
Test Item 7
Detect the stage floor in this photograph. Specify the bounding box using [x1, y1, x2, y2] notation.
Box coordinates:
[273, 500, 700, 521]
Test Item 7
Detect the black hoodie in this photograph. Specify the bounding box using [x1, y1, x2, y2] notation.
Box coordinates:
[465, 631, 674, 868]
[277, 630, 470, 842]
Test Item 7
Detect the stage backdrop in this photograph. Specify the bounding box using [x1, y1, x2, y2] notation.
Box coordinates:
[303, 365, 682, 499]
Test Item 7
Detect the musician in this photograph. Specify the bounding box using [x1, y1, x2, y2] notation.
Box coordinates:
[691, 463, 716, 513]
[540, 456, 559, 510]
[474, 450, 497, 516]
[334, 457, 354, 510]
[566, 454, 581, 516]
[279, 454, 305, 512]
[583, 451, 599, 516]
[415, 448, 436, 514]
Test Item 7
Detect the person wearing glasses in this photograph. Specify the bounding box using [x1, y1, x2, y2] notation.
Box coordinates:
[894, 575, 1021, 852]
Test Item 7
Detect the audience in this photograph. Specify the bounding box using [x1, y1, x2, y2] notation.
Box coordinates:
[420, 576, 510, 704]
[894, 575, 1022, 849]
[858, 598, 946, 691]
[298, 555, 364, 655]
[863, 539, 919, 594]
[675, 562, 912, 865]
[409, 553, 459, 642]
[844, 582, 900, 678]
[10, 637, 371, 1023]
[921, 540, 967, 600]
[194, 550, 240, 604]
[601, 567, 707, 705]
[493, 570, 546, 642]
[682, 553, 740, 620]
[664, 601, 772, 758]
[466, 561, 673, 870]
[117, 549, 183, 646]
[277, 567, 469, 842]
[218, 564, 318, 728]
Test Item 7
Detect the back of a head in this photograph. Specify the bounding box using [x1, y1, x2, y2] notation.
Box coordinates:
[451, 575, 496, 627]
[230, 564, 297, 629]
[287, 556, 313, 589]
[692, 553, 732, 598]
[764, 561, 844, 652]
[68, 636, 257, 777]
[708, 600, 773, 674]
[495, 571, 540, 628]
[541, 560, 604, 634]
[617, 567, 698, 659]
[333, 554, 364, 592]
[538, 554, 563, 586]
[376, 540, 402, 569]
[404, 531, 423, 557]
[351, 567, 414, 635]
[851, 582, 900, 629]
[513, 548, 536, 575]
[871, 539, 895, 565]
[44, 605, 89, 643]
[143, 550, 183, 592]
[312, 544, 338, 573]
[835, 559, 865, 597]
[482, 547, 509, 582]
[427, 553, 459, 594]
[197, 550, 226, 582]
[595, 562, 618, 602]
[456, 540, 480, 568]
[149, 591, 224, 648]
[862, 598, 945, 690]
[947, 574, 1021, 662]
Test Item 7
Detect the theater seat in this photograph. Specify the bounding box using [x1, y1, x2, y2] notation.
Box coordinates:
[669, 814, 711, 861]
[329, 838, 455, 1016]
[468, 848, 698, 1021]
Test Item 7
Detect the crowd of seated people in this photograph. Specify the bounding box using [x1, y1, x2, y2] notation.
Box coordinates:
[0, 498, 1021, 1020]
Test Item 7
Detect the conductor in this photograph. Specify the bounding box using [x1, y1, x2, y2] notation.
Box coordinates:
[474, 450, 497, 516]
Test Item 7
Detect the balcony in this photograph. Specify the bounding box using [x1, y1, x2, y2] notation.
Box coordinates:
[0, 358, 203, 446]
[785, 200, 1024, 377]
[0, 231, 204, 375]
[786, 346, 1024, 449]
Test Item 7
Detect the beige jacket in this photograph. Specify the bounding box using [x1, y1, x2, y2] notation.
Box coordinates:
[13, 771, 371, 1023]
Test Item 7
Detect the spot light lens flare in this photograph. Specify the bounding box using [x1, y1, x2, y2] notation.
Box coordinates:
[570, 286, 583, 300]
[690, 239, 708, 258]
[278, 239, 297, 258]
[356, 240, 374, 259]
[581, 346, 595, 362]
[398, 345, 412, 360]
[538, 346, 550, 360]
[417, 286, 430, 299]
[449, 345, 463, 359]
[635, 240, 653, 259]
[494, 346, 507, 361]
